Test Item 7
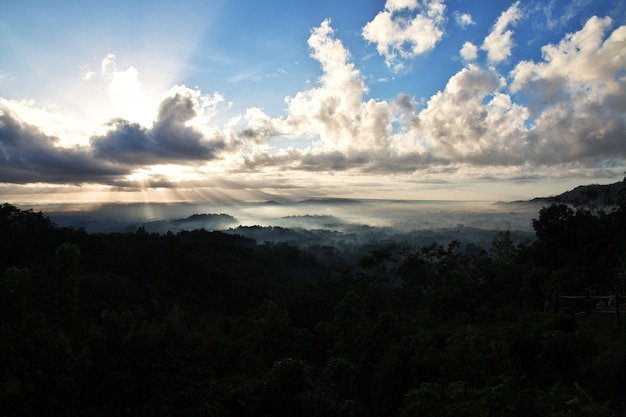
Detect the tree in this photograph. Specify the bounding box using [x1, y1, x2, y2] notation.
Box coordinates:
[55, 242, 81, 322]
[532, 204, 575, 246]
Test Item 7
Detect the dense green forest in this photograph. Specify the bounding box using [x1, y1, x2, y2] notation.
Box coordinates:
[1, 182, 626, 416]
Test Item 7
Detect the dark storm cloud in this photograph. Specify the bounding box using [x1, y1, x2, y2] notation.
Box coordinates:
[0, 108, 127, 184]
[91, 92, 226, 164]
[90, 120, 153, 164]
[0, 91, 233, 186]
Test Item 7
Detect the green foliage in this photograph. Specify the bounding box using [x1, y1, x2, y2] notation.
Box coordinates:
[1, 267, 32, 316]
[491, 230, 517, 266]
[55, 242, 81, 321]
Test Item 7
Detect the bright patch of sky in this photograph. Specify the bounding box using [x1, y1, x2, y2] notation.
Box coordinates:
[0, 0, 625, 204]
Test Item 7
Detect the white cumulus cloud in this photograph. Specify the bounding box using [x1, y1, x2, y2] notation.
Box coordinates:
[481, 1, 522, 63]
[362, 0, 446, 71]
[97, 53, 155, 126]
[460, 41, 478, 62]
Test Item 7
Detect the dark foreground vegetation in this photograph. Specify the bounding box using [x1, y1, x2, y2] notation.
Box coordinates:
[1, 182, 626, 416]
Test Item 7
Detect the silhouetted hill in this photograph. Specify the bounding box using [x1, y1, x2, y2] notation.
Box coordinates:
[544, 181, 624, 206]
[297, 198, 360, 205]
[498, 181, 625, 208]
[262, 200, 282, 205]
[170, 213, 237, 227]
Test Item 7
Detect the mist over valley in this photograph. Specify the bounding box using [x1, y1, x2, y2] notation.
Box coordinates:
[33, 181, 622, 252]
[39, 198, 540, 249]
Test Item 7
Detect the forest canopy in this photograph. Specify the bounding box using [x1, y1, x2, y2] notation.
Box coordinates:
[1, 182, 625, 416]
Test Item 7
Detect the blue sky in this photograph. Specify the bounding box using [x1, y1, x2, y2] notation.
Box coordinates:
[0, 0, 625, 205]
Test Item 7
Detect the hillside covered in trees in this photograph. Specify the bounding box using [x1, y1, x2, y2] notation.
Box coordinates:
[1, 181, 626, 416]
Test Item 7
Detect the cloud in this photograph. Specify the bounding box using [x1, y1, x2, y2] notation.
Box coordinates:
[394, 94, 416, 113]
[242, 145, 443, 174]
[362, 0, 446, 71]
[91, 86, 228, 165]
[539, 0, 592, 30]
[281, 20, 394, 154]
[481, 1, 522, 63]
[236, 14, 626, 176]
[0, 85, 238, 186]
[225, 107, 283, 155]
[404, 15, 626, 169]
[97, 54, 153, 124]
[73, 53, 164, 129]
[412, 65, 532, 166]
[509, 16, 626, 164]
[79, 65, 96, 81]
[454, 11, 475, 28]
[235, 20, 410, 172]
[0, 105, 127, 184]
[510, 16, 625, 100]
[0, 98, 81, 146]
[460, 41, 478, 61]
[101, 54, 142, 98]
[411, 11, 626, 169]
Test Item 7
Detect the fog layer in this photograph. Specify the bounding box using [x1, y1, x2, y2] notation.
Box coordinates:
[41, 199, 540, 249]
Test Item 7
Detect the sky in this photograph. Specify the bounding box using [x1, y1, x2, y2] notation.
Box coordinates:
[1, 0, 625, 206]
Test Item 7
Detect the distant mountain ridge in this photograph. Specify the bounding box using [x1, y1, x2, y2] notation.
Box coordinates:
[297, 198, 360, 205]
[526, 181, 625, 206]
